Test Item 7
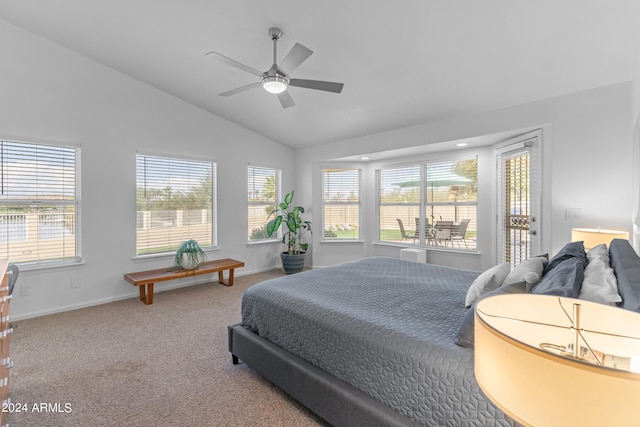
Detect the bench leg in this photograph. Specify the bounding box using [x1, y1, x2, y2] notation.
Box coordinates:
[218, 269, 235, 287]
[139, 283, 154, 305]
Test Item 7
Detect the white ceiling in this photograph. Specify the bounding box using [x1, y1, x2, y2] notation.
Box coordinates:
[0, 1, 637, 149]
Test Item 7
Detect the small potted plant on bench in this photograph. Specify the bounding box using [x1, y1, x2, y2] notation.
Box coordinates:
[175, 239, 206, 271]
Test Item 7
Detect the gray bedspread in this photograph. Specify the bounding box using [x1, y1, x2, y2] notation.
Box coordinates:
[241, 256, 514, 426]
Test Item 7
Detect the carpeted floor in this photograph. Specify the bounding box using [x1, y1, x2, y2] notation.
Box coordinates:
[8, 270, 327, 427]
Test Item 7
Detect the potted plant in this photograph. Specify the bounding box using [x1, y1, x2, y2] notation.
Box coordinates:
[266, 190, 312, 274]
[174, 239, 207, 270]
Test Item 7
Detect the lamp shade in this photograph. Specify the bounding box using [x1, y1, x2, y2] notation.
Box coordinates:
[475, 294, 640, 427]
[571, 228, 629, 250]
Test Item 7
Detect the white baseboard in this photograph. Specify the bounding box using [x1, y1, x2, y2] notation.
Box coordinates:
[11, 266, 279, 321]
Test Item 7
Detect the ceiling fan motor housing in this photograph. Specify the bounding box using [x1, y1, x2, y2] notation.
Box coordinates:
[269, 27, 283, 41]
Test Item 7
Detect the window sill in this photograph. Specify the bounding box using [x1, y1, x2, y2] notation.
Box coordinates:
[246, 239, 281, 246]
[373, 241, 480, 255]
[15, 258, 85, 272]
[133, 246, 220, 263]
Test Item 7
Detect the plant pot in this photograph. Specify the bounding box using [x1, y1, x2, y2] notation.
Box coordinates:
[182, 253, 201, 271]
[281, 252, 306, 274]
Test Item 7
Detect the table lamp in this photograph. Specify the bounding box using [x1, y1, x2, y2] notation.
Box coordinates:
[474, 294, 640, 427]
[571, 228, 629, 250]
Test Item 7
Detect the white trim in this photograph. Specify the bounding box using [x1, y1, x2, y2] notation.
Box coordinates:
[247, 164, 282, 243]
[10, 265, 280, 321]
[135, 149, 216, 164]
[494, 129, 543, 264]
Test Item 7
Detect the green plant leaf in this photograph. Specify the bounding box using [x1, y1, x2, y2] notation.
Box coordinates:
[284, 191, 294, 205]
[286, 218, 297, 232]
[291, 206, 300, 219]
[266, 216, 282, 236]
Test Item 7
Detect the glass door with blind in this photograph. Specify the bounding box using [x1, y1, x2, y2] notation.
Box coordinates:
[496, 132, 541, 266]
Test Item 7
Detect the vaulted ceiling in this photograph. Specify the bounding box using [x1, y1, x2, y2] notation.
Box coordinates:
[0, 1, 637, 148]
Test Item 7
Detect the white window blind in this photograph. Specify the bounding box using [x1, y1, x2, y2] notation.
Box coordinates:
[322, 168, 360, 239]
[424, 158, 477, 249]
[248, 165, 280, 241]
[0, 139, 79, 265]
[377, 165, 420, 242]
[136, 153, 215, 256]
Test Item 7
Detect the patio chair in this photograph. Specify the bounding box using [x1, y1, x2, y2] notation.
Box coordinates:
[397, 218, 418, 243]
[433, 221, 453, 247]
[415, 217, 435, 241]
[451, 219, 471, 248]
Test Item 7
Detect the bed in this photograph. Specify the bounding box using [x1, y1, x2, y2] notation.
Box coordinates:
[228, 238, 640, 426]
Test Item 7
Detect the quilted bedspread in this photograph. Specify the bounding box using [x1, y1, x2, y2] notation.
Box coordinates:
[241, 257, 515, 426]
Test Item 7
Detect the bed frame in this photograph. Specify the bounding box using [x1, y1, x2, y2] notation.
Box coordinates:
[228, 323, 420, 426]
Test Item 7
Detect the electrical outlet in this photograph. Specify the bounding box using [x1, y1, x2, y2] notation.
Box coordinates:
[20, 285, 31, 297]
[71, 277, 81, 288]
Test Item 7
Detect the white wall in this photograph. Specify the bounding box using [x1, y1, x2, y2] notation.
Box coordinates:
[1, 15, 635, 319]
[297, 83, 633, 271]
[0, 20, 294, 320]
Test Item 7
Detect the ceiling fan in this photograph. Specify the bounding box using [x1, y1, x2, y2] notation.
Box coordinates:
[205, 27, 344, 108]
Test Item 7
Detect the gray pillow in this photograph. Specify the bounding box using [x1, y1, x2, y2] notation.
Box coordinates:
[610, 238, 640, 312]
[455, 281, 528, 348]
[502, 256, 546, 291]
[464, 263, 511, 307]
[579, 244, 621, 305]
[531, 257, 584, 298]
[542, 241, 587, 276]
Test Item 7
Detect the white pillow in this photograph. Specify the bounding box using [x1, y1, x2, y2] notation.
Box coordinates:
[464, 263, 511, 307]
[579, 247, 621, 305]
[502, 257, 546, 291]
[587, 243, 610, 264]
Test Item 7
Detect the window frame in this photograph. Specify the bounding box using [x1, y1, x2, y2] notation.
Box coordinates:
[0, 138, 81, 269]
[247, 164, 281, 244]
[135, 151, 217, 258]
[376, 163, 421, 243]
[321, 167, 362, 241]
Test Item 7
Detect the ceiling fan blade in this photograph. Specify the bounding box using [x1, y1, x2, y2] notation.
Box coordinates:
[219, 82, 262, 97]
[277, 91, 295, 109]
[289, 79, 344, 94]
[278, 43, 313, 76]
[205, 50, 263, 77]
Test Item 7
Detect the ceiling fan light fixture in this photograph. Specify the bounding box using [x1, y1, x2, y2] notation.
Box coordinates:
[262, 75, 288, 94]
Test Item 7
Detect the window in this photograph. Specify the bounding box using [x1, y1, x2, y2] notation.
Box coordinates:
[322, 168, 361, 239]
[425, 158, 477, 249]
[247, 165, 280, 241]
[377, 157, 477, 250]
[0, 139, 79, 266]
[377, 165, 421, 242]
[136, 153, 215, 256]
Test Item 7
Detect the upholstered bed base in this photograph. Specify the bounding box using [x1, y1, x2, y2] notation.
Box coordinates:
[228, 323, 419, 427]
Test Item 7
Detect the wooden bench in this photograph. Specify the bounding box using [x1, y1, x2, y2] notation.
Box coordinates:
[124, 258, 244, 305]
